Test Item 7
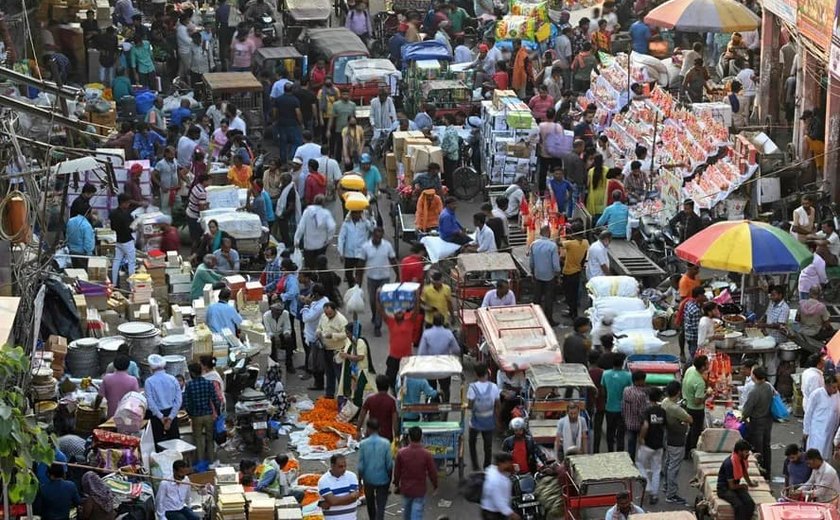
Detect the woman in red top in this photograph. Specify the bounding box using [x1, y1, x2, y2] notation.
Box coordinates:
[605, 168, 626, 203]
[309, 59, 327, 91]
[493, 61, 510, 90]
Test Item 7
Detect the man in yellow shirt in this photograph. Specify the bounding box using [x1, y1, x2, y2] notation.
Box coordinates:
[228, 154, 253, 189]
[561, 223, 588, 319]
[421, 271, 454, 325]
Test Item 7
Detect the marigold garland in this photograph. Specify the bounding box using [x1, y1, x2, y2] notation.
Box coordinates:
[301, 489, 320, 506]
[298, 474, 322, 487]
[309, 432, 341, 450]
[282, 459, 300, 472]
[299, 398, 339, 422]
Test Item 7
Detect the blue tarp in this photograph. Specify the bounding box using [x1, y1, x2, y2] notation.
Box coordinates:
[401, 41, 453, 68]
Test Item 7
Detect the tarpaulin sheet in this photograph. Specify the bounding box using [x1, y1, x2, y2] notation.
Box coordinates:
[401, 41, 453, 66]
[398, 355, 462, 379]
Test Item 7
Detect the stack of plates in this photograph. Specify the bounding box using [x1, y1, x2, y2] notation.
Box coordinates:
[160, 334, 193, 359]
[31, 365, 57, 401]
[163, 355, 187, 378]
[97, 336, 126, 374]
[66, 338, 100, 378]
[118, 322, 161, 378]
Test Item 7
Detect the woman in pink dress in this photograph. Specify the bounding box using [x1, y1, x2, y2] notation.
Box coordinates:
[211, 119, 229, 160]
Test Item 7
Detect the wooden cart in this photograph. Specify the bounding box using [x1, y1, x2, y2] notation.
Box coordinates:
[474, 304, 562, 370]
[201, 72, 265, 139]
[524, 364, 595, 446]
[562, 452, 645, 520]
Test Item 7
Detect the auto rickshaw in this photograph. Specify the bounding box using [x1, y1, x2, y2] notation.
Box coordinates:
[252, 46, 307, 79]
[280, 0, 332, 45]
[295, 28, 372, 100]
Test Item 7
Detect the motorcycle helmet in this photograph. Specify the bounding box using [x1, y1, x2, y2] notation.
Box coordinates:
[360, 153, 372, 164]
[510, 417, 526, 432]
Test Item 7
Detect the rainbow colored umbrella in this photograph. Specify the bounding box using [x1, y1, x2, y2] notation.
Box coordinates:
[644, 0, 760, 33]
[675, 220, 812, 274]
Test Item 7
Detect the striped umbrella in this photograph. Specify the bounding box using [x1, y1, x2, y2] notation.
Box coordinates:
[644, 0, 761, 33]
[675, 220, 812, 274]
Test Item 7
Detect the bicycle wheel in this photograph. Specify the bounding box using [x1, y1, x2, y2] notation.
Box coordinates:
[450, 165, 484, 201]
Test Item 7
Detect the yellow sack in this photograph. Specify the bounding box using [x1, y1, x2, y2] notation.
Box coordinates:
[343, 191, 370, 211]
[339, 174, 365, 191]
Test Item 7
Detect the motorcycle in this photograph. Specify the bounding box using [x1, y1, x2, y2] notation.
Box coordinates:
[638, 215, 681, 275]
[511, 471, 545, 520]
[234, 387, 276, 452]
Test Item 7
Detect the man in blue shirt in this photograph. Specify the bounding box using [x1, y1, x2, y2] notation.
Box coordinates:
[35, 464, 80, 520]
[358, 418, 393, 520]
[169, 98, 193, 129]
[597, 190, 630, 239]
[145, 354, 183, 446]
[629, 20, 651, 54]
[548, 166, 574, 216]
[399, 378, 438, 421]
[529, 225, 562, 326]
[414, 103, 437, 132]
[66, 210, 95, 265]
[132, 122, 166, 164]
[206, 287, 244, 334]
[388, 27, 407, 67]
[355, 153, 382, 195]
[439, 197, 470, 245]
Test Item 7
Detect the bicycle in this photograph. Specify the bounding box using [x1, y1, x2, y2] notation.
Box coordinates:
[449, 141, 484, 201]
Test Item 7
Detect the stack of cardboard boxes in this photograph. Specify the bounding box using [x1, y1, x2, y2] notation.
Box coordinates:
[387, 131, 443, 189]
[47, 335, 67, 379]
[480, 93, 540, 186]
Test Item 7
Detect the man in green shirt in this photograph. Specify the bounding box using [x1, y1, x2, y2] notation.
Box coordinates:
[191, 254, 224, 300]
[601, 355, 632, 453]
[682, 355, 709, 459]
[111, 70, 132, 102]
[129, 33, 156, 89]
[662, 380, 693, 504]
[330, 89, 357, 161]
[447, 0, 471, 33]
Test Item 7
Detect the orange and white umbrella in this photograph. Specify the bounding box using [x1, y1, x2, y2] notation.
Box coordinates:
[644, 0, 760, 33]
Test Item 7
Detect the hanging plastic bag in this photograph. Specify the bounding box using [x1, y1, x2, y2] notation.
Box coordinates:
[214, 413, 228, 445]
[291, 248, 303, 270]
[345, 285, 366, 313]
[770, 393, 790, 421]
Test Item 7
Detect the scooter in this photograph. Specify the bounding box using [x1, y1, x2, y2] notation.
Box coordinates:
[234, 387, 276, 452]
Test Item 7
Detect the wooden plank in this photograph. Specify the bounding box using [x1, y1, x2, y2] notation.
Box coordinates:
[202, 72, 262, 93]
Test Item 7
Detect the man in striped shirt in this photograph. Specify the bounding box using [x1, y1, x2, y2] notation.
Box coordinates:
[318, 454, 360, 520]
[186, 174, 210, 249]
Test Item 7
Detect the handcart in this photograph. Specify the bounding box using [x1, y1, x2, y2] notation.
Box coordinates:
[345, 58, 402, 103]
[452, 252, 521, 351]
[562, 452, 645, 520]
[252, 46, 307, 79]
[475, 304, 563, 370]
[200, 72, 265, 140]
[396, 355, 465, 480]
[624, 354, 681, 387]
[524, 364, 595, 446]
[391, 200, 417, 257]
[760, 502, 840, 519]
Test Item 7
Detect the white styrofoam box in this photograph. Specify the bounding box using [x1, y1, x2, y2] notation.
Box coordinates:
[758, 177, 781, 204]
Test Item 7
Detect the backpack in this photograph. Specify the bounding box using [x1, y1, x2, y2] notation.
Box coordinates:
[543, 123, 572, 158]
[460, 471, 485, 503]
[470, 382, 497, 431]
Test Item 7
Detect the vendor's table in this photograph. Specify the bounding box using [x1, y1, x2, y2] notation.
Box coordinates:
[563, 452, 645, 520]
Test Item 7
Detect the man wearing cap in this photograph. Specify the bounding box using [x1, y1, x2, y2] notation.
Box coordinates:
[145, 354, 183, 448]
[801, 109, 826, 172]
[356, 154, 382, 197]
[587, 230, 612, 280]
[290, 157, 307, 199]
[124, 164, 148, 210]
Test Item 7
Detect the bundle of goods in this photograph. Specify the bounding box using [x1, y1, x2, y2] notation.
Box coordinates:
[534, 473, 564, 518]
[218, 491, 246, 520]
[587, 290, 662, 355]
[91, 428, 142, 469]
[480, 99, 539, 185]
[692, 428, 776, 518]
[113, 391, 147, 433]
[500, 0, 552, 41]
[379, 282, 421, 313]
[586, 276, 639, 298]
[128, 273, 153, 304]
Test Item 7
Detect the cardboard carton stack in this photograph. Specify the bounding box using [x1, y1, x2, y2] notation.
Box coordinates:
[217, 490, 246, 520]
[480, 100, 539, 185]
[128, 273, 153, 304]
[86, 257, 108, 283]
[246, 496, 275, 520]
[47, 335, 67, 379]
[392, 131, 436, 187]
[379, 282, 420, 313]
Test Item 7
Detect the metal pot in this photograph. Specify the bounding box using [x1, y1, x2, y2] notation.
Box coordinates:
[724, 331, 743, 348]
[779, 342, 800, 362]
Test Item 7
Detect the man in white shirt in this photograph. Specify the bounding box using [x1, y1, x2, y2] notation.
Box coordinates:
[792, 195, 816, 242]
[226, 103, 247, 134]
[481, 280, 516, 308]
[176, 126, 200, 168]
[812, 220, 840, 264]
[586, 230, 612, 279]
[735, 66, 756, 115]
[294, 194, 337, 270]
[480, 453, 517, 518]
[270, 71, 291, 99]
[474, 212, 497, 253]
[799, 248, 827, 300]
[317, 454, 361, 520]
[370, 87, 397, 152]
[359, 227, 398, 337]
[605, 490, 645, 520]
[503, 177, 527, 219]
[156, 460, 197, 520]
[804, 449, 840, 502]
[294, 131, 322, 171]
[492, 196, 510, 240]
[554, 401, 588, 458]
[801, 354, 825, 415]
[263, 303, 292, 368]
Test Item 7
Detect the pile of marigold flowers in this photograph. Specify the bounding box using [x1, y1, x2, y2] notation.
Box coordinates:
[299, 398, 356, 449]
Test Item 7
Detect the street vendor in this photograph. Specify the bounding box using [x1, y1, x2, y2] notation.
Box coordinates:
[808, 220, 840, 266]
[792, 194, 817, 242]
[439, 197, 471, 246]
[596, 191, 629, 239]
[669, 199, 704, 243]
[255, 454, 301, 500]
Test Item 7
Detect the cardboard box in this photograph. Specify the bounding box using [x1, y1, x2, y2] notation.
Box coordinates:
[385, 153, 398, 188]
[492, 89, 517, 109]
[406, 145, 443, 175]
[47, 335, 67, 353]
[392, 131, 426, 159]
[88, 104, 117, 136]
[86, 257, 109, 281]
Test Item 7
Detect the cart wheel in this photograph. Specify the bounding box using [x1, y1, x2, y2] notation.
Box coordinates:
[451, 166, 484, 201]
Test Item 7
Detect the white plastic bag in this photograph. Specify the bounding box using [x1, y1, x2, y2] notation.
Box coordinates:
[615, 329, 667, 355]
[586, 276, 640, 298]
[345, 285, 365, 313]
[611, 308, 655, 332]
[592, 296, 647, 316]
[291, 249, 304, 270]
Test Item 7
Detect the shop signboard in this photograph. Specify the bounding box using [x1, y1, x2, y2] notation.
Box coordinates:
[763, 0, 797, 25]
[658, 167, 683, 218]
[798, 0, 833, 50]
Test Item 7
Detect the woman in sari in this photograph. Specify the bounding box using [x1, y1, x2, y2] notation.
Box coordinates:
[337, 322, 375, 409]
[79, 471, 116, 520]
[585, 153, 608, 219]
[604, 168, 626, 204]
[195, 219, 235, 263]
[262, 361, 289, 418]
[211, 119, 229, 160]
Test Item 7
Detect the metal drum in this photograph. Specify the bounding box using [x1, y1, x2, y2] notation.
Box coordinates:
[118, 322, 161, 379]
[163, 355, 187, 379]
[160, 335, 194, 360]
[66, 338, 100, 378]
[97, 336, 126, 374]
